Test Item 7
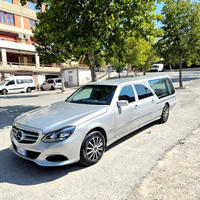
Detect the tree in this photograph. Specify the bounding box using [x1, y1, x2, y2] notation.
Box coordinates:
[79, 51, 105, 69]
[20, 0, 160, 82]
[125, 36, 159, 74]
[155, 0, 200, 87]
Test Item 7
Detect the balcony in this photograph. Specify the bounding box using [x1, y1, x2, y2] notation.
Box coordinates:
[0, 62, 61, 73]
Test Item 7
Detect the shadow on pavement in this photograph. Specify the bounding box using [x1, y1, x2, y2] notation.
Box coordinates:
[0, 105, 40, 129]
[0, 95, 40, 99]
[0, 92, 55, 99]
[106, 121, 159, 151]
[0, 121, 160, 186]
[171, 76, 200, 83]
[0, 148, 85, 185]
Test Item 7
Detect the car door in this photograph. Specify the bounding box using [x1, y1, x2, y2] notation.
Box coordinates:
[47, 79, 53, 89]
[6, 79, 18, 93]
[115, 85, 140, 136]
[134, 84, 156, 127]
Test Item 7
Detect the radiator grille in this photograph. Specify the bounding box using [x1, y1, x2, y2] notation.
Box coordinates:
[12, 126, 39, 144]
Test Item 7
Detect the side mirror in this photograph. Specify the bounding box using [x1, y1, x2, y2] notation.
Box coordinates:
[117, 100, 129, 107]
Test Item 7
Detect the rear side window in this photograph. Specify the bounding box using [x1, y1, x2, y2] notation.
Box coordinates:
[134, 84, 153, 100]
[47, 80, 54, 84]
[16, 79, 33, 84]
[55, 79, 61, 83]
[119, 85, 135, 103]
[148, 78, 175, 99]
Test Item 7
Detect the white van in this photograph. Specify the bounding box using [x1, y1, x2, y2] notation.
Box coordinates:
[0, 76, 35, 95]
[149, 64, 164, 72]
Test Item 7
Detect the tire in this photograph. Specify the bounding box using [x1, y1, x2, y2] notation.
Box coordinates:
[2, 89, 7, 95]
[51, 86, 55, 90]
[159, 104, 169, 123]
[41, 87, 45, 91]
[80, 131, 106, 166]
[26, 87, 31, 93]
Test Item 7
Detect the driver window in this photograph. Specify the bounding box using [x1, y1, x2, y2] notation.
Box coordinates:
[7, 80, 15, 86]
[119, 85, 135, 103]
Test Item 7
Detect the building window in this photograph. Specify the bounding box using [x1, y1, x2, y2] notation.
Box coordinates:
[0, 12, 14, 25]
[29, 19, 38, 30]
[28, 2, 41, 12]
[3, 0, 13, 3]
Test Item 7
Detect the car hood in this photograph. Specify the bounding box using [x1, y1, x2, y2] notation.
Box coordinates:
[14, 101, 108, 134]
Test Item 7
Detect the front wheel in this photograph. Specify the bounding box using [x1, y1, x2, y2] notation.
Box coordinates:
[159, 104, 169, 123]
[80, 131, 106, 166]
[2, 89, 7, 95]
[26, 87, 31, 93]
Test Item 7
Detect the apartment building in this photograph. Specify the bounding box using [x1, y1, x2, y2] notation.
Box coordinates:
[0, 0, 60, 88]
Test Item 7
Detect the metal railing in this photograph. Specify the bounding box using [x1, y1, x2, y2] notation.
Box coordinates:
[0, 62, 89, 68]
[0, 37, 34, 45]
[0, 62, 59, 68]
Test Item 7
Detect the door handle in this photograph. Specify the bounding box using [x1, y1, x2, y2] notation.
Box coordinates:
[151, 99, 155, 103]
[135, 104, 139, 109]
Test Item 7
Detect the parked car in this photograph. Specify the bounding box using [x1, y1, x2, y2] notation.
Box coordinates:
[149, 64, 164, 72]
[10, 75, 176, 167]
[117, 69, 127, 73]
[40, 78, 61, 90]
[0, 76, 35, 95]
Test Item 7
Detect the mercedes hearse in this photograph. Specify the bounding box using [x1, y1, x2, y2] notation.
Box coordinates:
[10, 75, 176, 166]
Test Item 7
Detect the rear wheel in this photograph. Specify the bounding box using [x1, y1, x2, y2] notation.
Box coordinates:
[51, 86, 55, 90]
[159, 104, 169, 123]
[2, 89, 7, 95]
[26, 87, 31, 93]
[80, 131, 106, 166]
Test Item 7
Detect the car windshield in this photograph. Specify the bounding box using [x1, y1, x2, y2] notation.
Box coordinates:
[0, 80, 9, 86]
[66, 85, 117, 105]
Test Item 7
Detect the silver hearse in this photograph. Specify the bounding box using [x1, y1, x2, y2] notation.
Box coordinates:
[10, 75, 176, 166]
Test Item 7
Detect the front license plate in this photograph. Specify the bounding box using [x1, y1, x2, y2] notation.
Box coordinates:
[16, 147, 27, 156]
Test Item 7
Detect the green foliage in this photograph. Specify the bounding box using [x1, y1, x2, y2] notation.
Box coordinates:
[20, 0, 161, 81]
[80, 52, 105, 69]
[109, 35, 159, 75]
[155, 0, 200, 86]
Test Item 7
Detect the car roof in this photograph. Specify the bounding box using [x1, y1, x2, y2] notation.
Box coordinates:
[5, 76, 33, 80]
[86, 75, 169, 86]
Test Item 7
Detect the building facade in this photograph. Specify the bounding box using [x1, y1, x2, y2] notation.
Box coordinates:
[0, 0, 60, 88]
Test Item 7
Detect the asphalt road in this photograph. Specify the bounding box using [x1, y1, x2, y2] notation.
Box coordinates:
[0, 71, 200, 200]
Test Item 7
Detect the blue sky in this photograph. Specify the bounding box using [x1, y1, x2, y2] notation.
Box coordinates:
[155, 2, 164, 27]
[155, 2, 164, 15]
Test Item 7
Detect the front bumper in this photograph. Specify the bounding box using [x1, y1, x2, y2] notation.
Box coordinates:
[10, 128, 85, 166]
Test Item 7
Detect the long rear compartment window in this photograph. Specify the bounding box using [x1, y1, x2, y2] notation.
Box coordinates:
[148, 78, 175, 99]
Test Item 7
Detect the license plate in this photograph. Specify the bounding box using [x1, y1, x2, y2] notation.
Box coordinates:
[16, 147, 27, 156]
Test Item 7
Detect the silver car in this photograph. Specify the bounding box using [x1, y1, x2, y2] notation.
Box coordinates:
[40, 78, 61, 90]
[10, 75, 176, 166]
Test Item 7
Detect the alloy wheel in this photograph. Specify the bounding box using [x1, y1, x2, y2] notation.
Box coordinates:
[86, 136, 104, 161]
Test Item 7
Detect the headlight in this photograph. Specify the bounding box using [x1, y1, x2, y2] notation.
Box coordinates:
[42, 126, 75, 143]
